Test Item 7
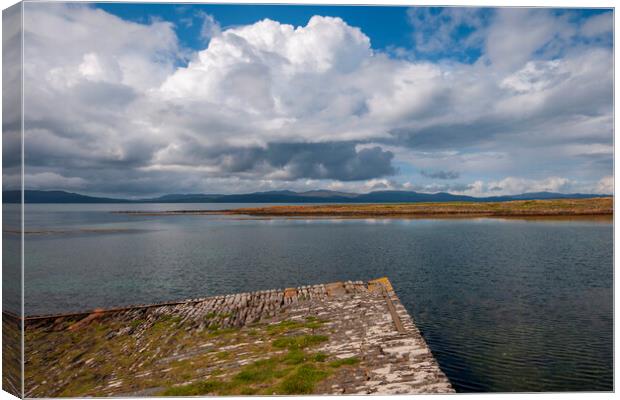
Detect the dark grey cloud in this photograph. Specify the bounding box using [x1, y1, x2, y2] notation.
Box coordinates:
[24, 126, 160, 170]
[2, 3, 23, 174]
[213, 142, 397, 181]
[420, 169, 460, 180]
[18, 140, 397, 195]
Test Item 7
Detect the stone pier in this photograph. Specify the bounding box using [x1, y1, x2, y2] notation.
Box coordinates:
[22, 277, 453, 396]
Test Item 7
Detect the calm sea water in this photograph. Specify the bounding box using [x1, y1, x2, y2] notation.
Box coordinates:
[6, 203, 613, 392]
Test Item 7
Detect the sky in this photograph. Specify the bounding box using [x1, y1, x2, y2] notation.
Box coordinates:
[4, 2, 613, 197]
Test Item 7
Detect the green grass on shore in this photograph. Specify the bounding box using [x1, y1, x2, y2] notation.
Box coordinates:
[160, 333, 356, 396]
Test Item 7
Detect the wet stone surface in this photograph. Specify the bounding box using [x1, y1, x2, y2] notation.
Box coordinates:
[24, 278, 453, 396]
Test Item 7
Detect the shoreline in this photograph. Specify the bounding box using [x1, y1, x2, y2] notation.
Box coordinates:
[112, 197, 613, 219]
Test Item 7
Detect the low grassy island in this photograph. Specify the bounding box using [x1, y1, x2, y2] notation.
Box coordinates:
[118, 197, 612, 218]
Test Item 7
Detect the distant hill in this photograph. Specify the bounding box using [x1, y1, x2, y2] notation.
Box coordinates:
[3, 190, 131, 204]
[2, 189, 611, 204]
[354, 190, 478, 203]
[147, 194, 222, 203]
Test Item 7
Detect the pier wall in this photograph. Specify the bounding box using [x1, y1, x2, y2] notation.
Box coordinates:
[22, 278, 454, 396]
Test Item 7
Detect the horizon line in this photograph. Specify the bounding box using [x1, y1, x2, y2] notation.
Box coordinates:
[2, 188, 613, 202]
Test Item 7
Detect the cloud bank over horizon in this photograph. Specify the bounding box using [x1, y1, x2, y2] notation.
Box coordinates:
[4, 4, 613, 198]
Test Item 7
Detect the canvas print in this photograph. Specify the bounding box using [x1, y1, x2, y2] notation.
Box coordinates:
[1, 1, 613, 397]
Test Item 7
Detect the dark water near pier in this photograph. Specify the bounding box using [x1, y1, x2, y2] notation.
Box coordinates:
[6, 203, 613, 392]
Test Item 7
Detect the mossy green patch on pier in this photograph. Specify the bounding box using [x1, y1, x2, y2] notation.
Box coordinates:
[25, 311, 340, 396]
[160, 339, 352, 396]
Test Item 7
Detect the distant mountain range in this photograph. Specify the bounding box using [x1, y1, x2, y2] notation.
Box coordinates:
[2, 189, 612, 204]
